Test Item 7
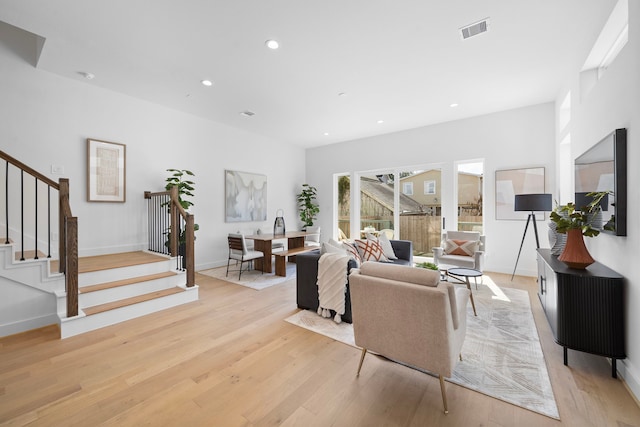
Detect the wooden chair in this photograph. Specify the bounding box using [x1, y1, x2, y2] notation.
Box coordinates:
[226, 233, 264, 280]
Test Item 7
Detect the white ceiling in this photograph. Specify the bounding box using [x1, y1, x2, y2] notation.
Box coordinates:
[0, 1, 616, 148]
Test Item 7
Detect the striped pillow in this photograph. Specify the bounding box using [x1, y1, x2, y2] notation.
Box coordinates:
[355, 239, 389, 262]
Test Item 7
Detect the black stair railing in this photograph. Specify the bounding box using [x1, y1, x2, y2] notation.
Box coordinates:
[144, 187, 195, 287]
[0, 150, 79, 317]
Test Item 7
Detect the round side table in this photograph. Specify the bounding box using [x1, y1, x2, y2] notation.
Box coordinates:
[447, 267, 482, 316]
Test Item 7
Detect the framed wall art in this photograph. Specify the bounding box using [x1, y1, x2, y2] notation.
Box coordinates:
[87, 139, 126, 202]
[225, 170, 267, 222]
[495, 167, 545, 220]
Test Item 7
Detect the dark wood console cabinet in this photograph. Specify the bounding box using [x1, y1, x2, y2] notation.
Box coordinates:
[537, 248, 625, 378]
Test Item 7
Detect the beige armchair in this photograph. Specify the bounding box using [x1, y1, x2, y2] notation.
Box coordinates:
[350, 262, 470, 414]
[433, 230, 485, 272]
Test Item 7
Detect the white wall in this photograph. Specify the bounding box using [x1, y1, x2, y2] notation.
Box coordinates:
[0, 21, 305, 334]
[555, 0, 640, 401]
[306, 103, 556, 277]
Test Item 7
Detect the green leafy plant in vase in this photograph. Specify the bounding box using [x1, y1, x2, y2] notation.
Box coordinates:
[549, 191, 610, 269]
[296, 184, 320, 228]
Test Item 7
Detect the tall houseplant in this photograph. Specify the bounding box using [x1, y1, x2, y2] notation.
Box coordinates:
[296, 184, 320, 228]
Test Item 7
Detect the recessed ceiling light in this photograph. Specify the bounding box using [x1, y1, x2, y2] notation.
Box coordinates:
[377, 120, 384, 124]
[324, 132, 330, 136]
[450, 103, 459, 108]
[79, 72, 95, 80]
[265, 39, 279, 49]
[239, 111, 255, 117]
[201, 80, 213, 87]
[338, 92, 347, 97]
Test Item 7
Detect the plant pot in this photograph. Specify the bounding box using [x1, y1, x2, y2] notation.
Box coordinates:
[558, 229, 595, 269]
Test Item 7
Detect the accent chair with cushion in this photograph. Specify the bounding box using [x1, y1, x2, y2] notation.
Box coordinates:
[350, 262, 470, 414]
[433, 230, 485, 272]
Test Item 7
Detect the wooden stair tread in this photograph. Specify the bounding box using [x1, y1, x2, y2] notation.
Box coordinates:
[50, 251, 168, 273]
[14, 249, 48, 261]
[80, 271, 177, 294]
[83, 287, 185, 316]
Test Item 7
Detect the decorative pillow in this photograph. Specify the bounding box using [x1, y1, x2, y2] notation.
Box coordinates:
[355, 239, 389, 262]
[376, 233, 397, 260]
[444, 239, 478, 257]
[342, 241, 362, 266]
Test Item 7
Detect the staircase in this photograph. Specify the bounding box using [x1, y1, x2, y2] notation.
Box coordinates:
[1, 243, 198, 338]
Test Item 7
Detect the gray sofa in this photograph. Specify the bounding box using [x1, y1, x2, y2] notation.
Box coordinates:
[296, 239, 413, 323]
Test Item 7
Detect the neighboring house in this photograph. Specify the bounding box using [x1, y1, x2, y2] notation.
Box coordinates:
[400, 170, 482, 215]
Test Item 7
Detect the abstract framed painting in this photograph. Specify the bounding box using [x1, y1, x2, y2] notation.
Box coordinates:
[225, 170, 267, 222]
[495, 167, 545, 220]
[87, 139, 126, 202]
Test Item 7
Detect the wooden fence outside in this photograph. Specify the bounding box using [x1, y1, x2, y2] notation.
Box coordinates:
[338, 214, 482, 256]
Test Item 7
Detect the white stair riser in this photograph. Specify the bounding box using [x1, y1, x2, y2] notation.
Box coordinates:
[79, 259, 177, 286]
[60, 286, 198, 338]
[78, 274, 184, 307]
[0, 246, 64, 293]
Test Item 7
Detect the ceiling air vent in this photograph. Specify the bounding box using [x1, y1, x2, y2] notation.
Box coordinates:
[460, 18, 490, 40]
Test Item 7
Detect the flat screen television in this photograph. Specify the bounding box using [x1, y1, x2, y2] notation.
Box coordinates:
[574, 128, 627, 236]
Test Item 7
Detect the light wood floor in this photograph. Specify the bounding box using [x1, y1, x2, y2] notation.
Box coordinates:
[1, 271, 639, 426]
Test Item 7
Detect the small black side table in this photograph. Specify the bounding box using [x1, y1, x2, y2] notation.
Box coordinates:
[447, 267, 482, 316]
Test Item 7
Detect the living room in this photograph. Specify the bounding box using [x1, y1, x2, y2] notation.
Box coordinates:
[0, 0, 639, 424]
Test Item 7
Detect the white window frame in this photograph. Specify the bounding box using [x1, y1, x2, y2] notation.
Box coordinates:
[424, 180, 436, 195]
[403, 182, 413, 195]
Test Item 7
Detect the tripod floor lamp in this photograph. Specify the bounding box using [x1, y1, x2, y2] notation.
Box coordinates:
[511, 193, 552, 280]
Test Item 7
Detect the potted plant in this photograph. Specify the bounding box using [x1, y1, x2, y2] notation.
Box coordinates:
[549, 191, 608, 269]
[296, 184, 320, 228]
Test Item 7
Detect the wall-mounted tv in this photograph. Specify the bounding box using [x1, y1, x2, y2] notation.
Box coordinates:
[574, 128, 627, 236]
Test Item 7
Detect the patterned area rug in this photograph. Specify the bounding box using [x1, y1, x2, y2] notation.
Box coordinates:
[199, 262, 296, 290]
[285, 278, 559, 419]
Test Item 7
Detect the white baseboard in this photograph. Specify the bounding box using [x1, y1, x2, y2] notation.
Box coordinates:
[0, 313, 58, 338]
[617, 359, 640, 404]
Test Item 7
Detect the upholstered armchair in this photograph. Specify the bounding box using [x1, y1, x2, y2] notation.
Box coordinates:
[433, 231, 485, 271]
[349, 262, 470, 414]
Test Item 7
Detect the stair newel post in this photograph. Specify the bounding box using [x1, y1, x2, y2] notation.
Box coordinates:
[59, 179, 70, 274]
[169, 186, 179, 258]
[65, 216, 79, 317]
[185, 213, 195, 287]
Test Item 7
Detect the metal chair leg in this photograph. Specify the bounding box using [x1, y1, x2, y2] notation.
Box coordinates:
[356, 348, 368, 377]
[439, 375, 449, 414]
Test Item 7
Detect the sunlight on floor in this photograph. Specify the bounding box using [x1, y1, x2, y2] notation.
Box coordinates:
[483, 276, 511, 302]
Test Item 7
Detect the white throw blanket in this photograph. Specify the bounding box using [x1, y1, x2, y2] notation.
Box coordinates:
[317, 252, 350, 323]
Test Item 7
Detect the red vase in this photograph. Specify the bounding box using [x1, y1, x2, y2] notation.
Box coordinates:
[558, 229, 595, 269]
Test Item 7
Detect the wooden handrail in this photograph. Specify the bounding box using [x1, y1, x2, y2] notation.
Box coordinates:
[0, 150, 59, 189]
[1, 151, 78, 317]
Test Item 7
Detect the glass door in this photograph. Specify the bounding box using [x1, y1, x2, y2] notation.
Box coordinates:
[456, 161, 484, 233]
[396, 168, 442, 259]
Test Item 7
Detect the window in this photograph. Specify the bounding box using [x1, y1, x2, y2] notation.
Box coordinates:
[403, 182, 413, 195]
[424, 180, 436, 195]
[580, 0, 628, 98]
